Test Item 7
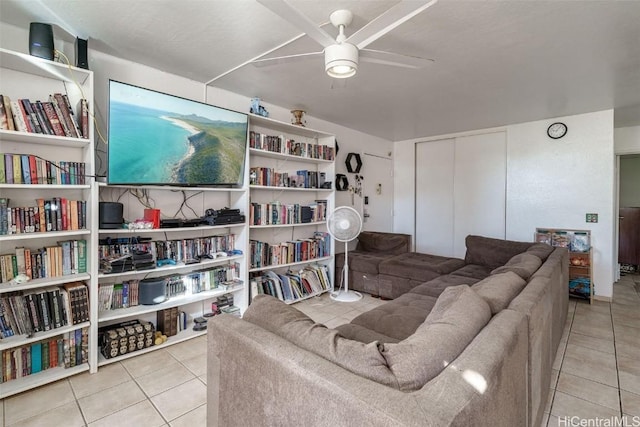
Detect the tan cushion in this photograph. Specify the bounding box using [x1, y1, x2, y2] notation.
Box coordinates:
[473, 271, 527, 314]
[380, 285, 491, 391]
[242, 295, 399, 388]
[491, 253, 543, 280]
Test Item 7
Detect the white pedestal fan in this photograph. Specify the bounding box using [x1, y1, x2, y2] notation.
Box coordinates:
[328, 206, 363, 302]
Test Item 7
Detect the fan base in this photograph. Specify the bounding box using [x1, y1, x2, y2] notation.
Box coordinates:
[330, 290, 363, 302]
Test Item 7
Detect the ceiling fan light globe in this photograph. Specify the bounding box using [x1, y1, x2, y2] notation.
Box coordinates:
[325, 43, 358, 78]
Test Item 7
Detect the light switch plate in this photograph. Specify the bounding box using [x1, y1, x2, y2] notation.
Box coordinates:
[586, 213, 598, 223]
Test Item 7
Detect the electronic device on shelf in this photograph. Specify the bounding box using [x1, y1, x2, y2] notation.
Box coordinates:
[156, 259, 177, 267]
[202, 207, 246, 226]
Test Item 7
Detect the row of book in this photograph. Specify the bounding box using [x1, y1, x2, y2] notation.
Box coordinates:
[250, 264, 331, 303]
[249, 200, 328, 226]
[0, 282, 89, 338]
[1, 327, 89, 383]
[98, 234, 236, 271]
[249, 232, 331, 269]
[97, 263, 241, 312]
[249, 131, 334, 160]
[0, 197, 88, 235]
[1, 154, 87, 185]
[0, 240, 87, 284]
[0, 94, 89, 139]
[249, 167, 328, 189]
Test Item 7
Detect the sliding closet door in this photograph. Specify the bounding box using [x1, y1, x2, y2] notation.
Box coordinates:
[453, 132, 507, 258]
[415, 139, 455, 256]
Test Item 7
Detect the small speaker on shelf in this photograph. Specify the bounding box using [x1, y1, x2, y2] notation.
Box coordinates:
[75, 37, 88, 69]
[99, 202, 124, 229]
[29, 22, 54, 60]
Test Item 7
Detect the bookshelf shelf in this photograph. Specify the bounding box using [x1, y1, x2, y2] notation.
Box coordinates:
[97, 254, 244, 279]
[0, 48, 96, 392]
[0, 48, 91, 85]
[97, 326, 206, 367]
[250, 221, 326, 229]
[0, 273, 90, 293]
[98, 223, 245, 234]
[97, 182, 246, 192]
[0, 183, 91, 189]
[249, 256, 332, 273]
[0, 321, 91, 352]
[283, 289, 329, 305]
[0, 363, 90, 399]
[249, 147, 333, 164]
[0, 229, 90, 242]
[0, 128, 91, 147]
[98, 285, 243, 322]
[249, 185, 332, 192]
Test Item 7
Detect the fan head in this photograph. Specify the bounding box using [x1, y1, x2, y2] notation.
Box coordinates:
[327, 206, 363, 242]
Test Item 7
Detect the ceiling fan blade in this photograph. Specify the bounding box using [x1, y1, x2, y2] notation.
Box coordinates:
[257, 0, 336, 48]
[347, 0, 438, 50]
[360, 49, 434, 69]
[252, 51, 323, 68]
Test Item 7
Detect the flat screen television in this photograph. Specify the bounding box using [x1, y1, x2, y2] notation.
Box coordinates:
[107, 80, 248, 186]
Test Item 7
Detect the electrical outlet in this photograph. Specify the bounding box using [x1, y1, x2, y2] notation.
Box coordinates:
[586, 213, 598, 223]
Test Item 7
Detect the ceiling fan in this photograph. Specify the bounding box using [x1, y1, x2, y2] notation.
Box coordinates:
[254, 0, 437, 79]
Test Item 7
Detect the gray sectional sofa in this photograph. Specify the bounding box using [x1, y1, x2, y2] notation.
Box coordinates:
[207, 235, 569, 427]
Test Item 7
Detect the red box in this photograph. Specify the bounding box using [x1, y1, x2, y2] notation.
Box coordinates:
[144, 209, 161, 228]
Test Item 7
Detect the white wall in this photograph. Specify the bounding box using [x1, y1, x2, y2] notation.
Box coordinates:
[395, 110, 617, 299]
[614, 126, 640, 154]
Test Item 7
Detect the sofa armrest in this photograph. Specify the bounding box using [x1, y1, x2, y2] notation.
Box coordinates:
[207, 310, 528, 426]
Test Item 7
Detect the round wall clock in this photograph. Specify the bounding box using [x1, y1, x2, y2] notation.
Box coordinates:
[547, 122, 568, 139]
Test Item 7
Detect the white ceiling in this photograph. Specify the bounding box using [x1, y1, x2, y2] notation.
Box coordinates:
[2, 0, 639, 141]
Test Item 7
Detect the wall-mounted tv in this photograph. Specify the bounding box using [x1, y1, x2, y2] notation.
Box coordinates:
[107, 80, 248, 186]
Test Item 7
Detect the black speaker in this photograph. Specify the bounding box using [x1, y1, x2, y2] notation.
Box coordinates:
[139, 278, 167, 305]
[29, 23, 54, 60]
[75, 37, 88, 69]
[99, 202, 124, 229]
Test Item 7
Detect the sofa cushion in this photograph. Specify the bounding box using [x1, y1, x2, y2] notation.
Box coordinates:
[350, 292, 438, 341]
[356, 232, 410, 254]
[491, 253, 543, 280]
[410, 274, 481, 298]
[379, 252, 465, 280]
[335, 323, 401, 344]
[464, 235, 533, 269]
[380, 285, 492, 392]
[526, 243, 555, 261]
[472, 271, 527, 314]
[243, 295, 399, 388]
[350, 252, 396, 275]
[450, 264, 492, 280]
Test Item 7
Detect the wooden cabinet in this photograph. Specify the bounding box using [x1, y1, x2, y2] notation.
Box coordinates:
[536, 228, 593, 304]
[619, 207, 640, 267]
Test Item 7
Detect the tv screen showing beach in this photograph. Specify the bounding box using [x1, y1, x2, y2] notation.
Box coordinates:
[107, 80, 248, 186]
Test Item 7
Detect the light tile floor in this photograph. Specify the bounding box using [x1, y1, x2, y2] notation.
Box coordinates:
[1, 274, 638, 427]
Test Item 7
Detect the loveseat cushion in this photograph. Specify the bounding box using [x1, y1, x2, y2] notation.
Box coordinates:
[381, 285, 492, 391]
[410, 274, 481, 298]
[472, 271, 527, 314]
[491, 252, 543, 281]
[526, 243, 555, 261]
[356, 231, 411, 254]
[335, 323, 401, 344]
[243, 295, 399, 388]
[350, 292, 438, 341]
[450, 264, 492, 280]
[379, 252, 465, 280]
[464, 235, 533, 269]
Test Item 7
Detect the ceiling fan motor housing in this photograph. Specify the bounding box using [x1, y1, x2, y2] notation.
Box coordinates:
[325, 43, 359, 78]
